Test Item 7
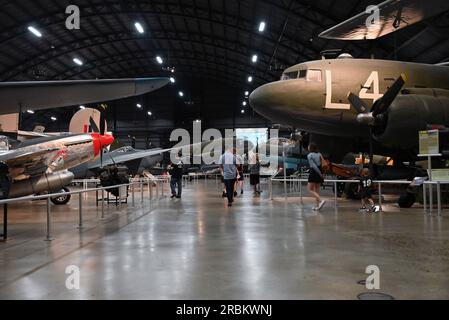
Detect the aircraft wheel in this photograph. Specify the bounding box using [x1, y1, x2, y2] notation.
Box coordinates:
[398, 192, 416, 208]
[51, 187, 71, 205]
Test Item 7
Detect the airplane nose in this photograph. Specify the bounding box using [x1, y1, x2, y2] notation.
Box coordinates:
[91, 133, 115, 156]
[249, 81, 291, 116]
[100, 134, 115, 148]
[249, 80, 305, 121]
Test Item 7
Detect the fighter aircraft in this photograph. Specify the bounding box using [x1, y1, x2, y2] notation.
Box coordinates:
[249, 56, 449, 164]
[0, 76, 170, 203]
[0, 131, 114, 204]
[70, 145, 164, 179]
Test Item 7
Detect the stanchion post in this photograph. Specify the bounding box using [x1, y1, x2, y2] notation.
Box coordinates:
[132, 181, 135, 207]
[423, 183, 427, 214]
[78, 193, 83, 229]
[437, 181, 441, 216]
[139, 179, 143, 203]
[101, 190, 105, 219]
[2, 203, 7, 240]
[334, 181, 338, 209]
[378, 182, 382, 211]
[45, 197, 54, 241]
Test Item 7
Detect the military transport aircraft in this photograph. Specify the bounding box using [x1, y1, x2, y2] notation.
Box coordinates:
[249, 56, 449, 164]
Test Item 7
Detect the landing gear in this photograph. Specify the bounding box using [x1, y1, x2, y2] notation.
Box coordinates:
[398, 192, 416, 208]
[50, 187, 71, 205]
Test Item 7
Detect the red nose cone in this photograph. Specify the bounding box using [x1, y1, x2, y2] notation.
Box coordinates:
[100, 134, 115, 148]
[91, 133, 115, 156]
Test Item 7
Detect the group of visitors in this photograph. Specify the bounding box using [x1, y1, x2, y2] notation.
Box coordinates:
[219, 148, 262, 207]
[167, 142, 377, 213]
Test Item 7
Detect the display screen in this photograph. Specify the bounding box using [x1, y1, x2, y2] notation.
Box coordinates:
[235, 128, 268, 151]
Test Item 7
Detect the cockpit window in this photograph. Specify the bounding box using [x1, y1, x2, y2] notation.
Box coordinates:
[298, 70, 307, 78]
[307, 69, 322, 82]
[281, 71, 298, 80]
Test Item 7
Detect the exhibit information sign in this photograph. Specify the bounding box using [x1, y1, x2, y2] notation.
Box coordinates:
[419, 130, 440, 155]
[431, 169, 449, 182]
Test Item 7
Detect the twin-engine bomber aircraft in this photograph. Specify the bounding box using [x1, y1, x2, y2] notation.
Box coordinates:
[249, 57, 449, 163]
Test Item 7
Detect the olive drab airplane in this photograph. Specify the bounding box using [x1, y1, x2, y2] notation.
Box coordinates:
[249, 56, 449, 162]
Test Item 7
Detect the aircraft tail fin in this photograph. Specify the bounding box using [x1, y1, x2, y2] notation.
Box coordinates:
[69, 107, 107, 134]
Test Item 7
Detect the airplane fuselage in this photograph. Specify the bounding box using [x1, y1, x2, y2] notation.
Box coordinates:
[250, 59, 449, 140]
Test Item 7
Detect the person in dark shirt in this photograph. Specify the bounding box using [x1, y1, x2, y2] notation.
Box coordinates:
[168, 160, 183, 199]
[359, 168, 376, 213]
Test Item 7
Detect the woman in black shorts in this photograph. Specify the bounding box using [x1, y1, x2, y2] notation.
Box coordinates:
[307, 143, 326, 211]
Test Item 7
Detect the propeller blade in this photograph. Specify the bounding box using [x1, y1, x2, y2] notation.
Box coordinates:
[100, 111, 106, 136]
[89, 116, 100, 133]
[347, 92, 369, 114]
[372, 74, 407, 116]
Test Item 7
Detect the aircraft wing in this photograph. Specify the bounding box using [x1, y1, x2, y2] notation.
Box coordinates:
[319, 0, 449, 40]
[0, 78, 170, 115]
[88, 149, 165, 170]
[0, 148, 60, 178]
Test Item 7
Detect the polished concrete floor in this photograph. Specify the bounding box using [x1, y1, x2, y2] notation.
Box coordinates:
[0, 180, 448, 300]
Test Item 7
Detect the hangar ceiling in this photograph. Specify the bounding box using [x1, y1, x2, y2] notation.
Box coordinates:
[1, 0, 449, 145]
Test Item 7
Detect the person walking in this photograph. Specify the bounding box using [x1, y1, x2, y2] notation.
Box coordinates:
[249, 153, 261, 196]
[219, 147, 238, 207]
[168, 159, 183, 199]
[236, 153, 245, 196]
[307, 143, 326, 211]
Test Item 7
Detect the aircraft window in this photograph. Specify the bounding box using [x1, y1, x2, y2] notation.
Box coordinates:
[281, 71, 298, 80]
[307, 69, 322, 82]
[298, 70, 307, 78]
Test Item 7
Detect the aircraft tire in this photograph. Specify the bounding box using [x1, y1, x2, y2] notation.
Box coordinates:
[51, 187, 71, 205]
[398, 192, 416, 208]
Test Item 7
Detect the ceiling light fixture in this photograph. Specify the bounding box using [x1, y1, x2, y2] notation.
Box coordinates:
[252, 55, 258, 63]
[258, 21, 266, 32]
[137, 104, 142, 108]
[73, 58, 83, 66]
[248, 76, 253, 83]
[179, 91, 184, 97]
[245, 91, 249, 96]
[27, 26, 42, 37]
[134, 22, 145, 34]
[156, 56, 163, 64]
[51, 116, 57, 121]
[27, 109, 35, 114]
[170, 77, 176, 83]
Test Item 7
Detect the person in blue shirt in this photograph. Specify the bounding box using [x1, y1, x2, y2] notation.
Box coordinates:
[307, 143, 326, 211]
[219, 148, 238, 207]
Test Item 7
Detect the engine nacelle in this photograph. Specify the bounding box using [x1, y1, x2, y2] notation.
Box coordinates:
[373, 95, 449, 149]
[8, 171, 74, 198]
